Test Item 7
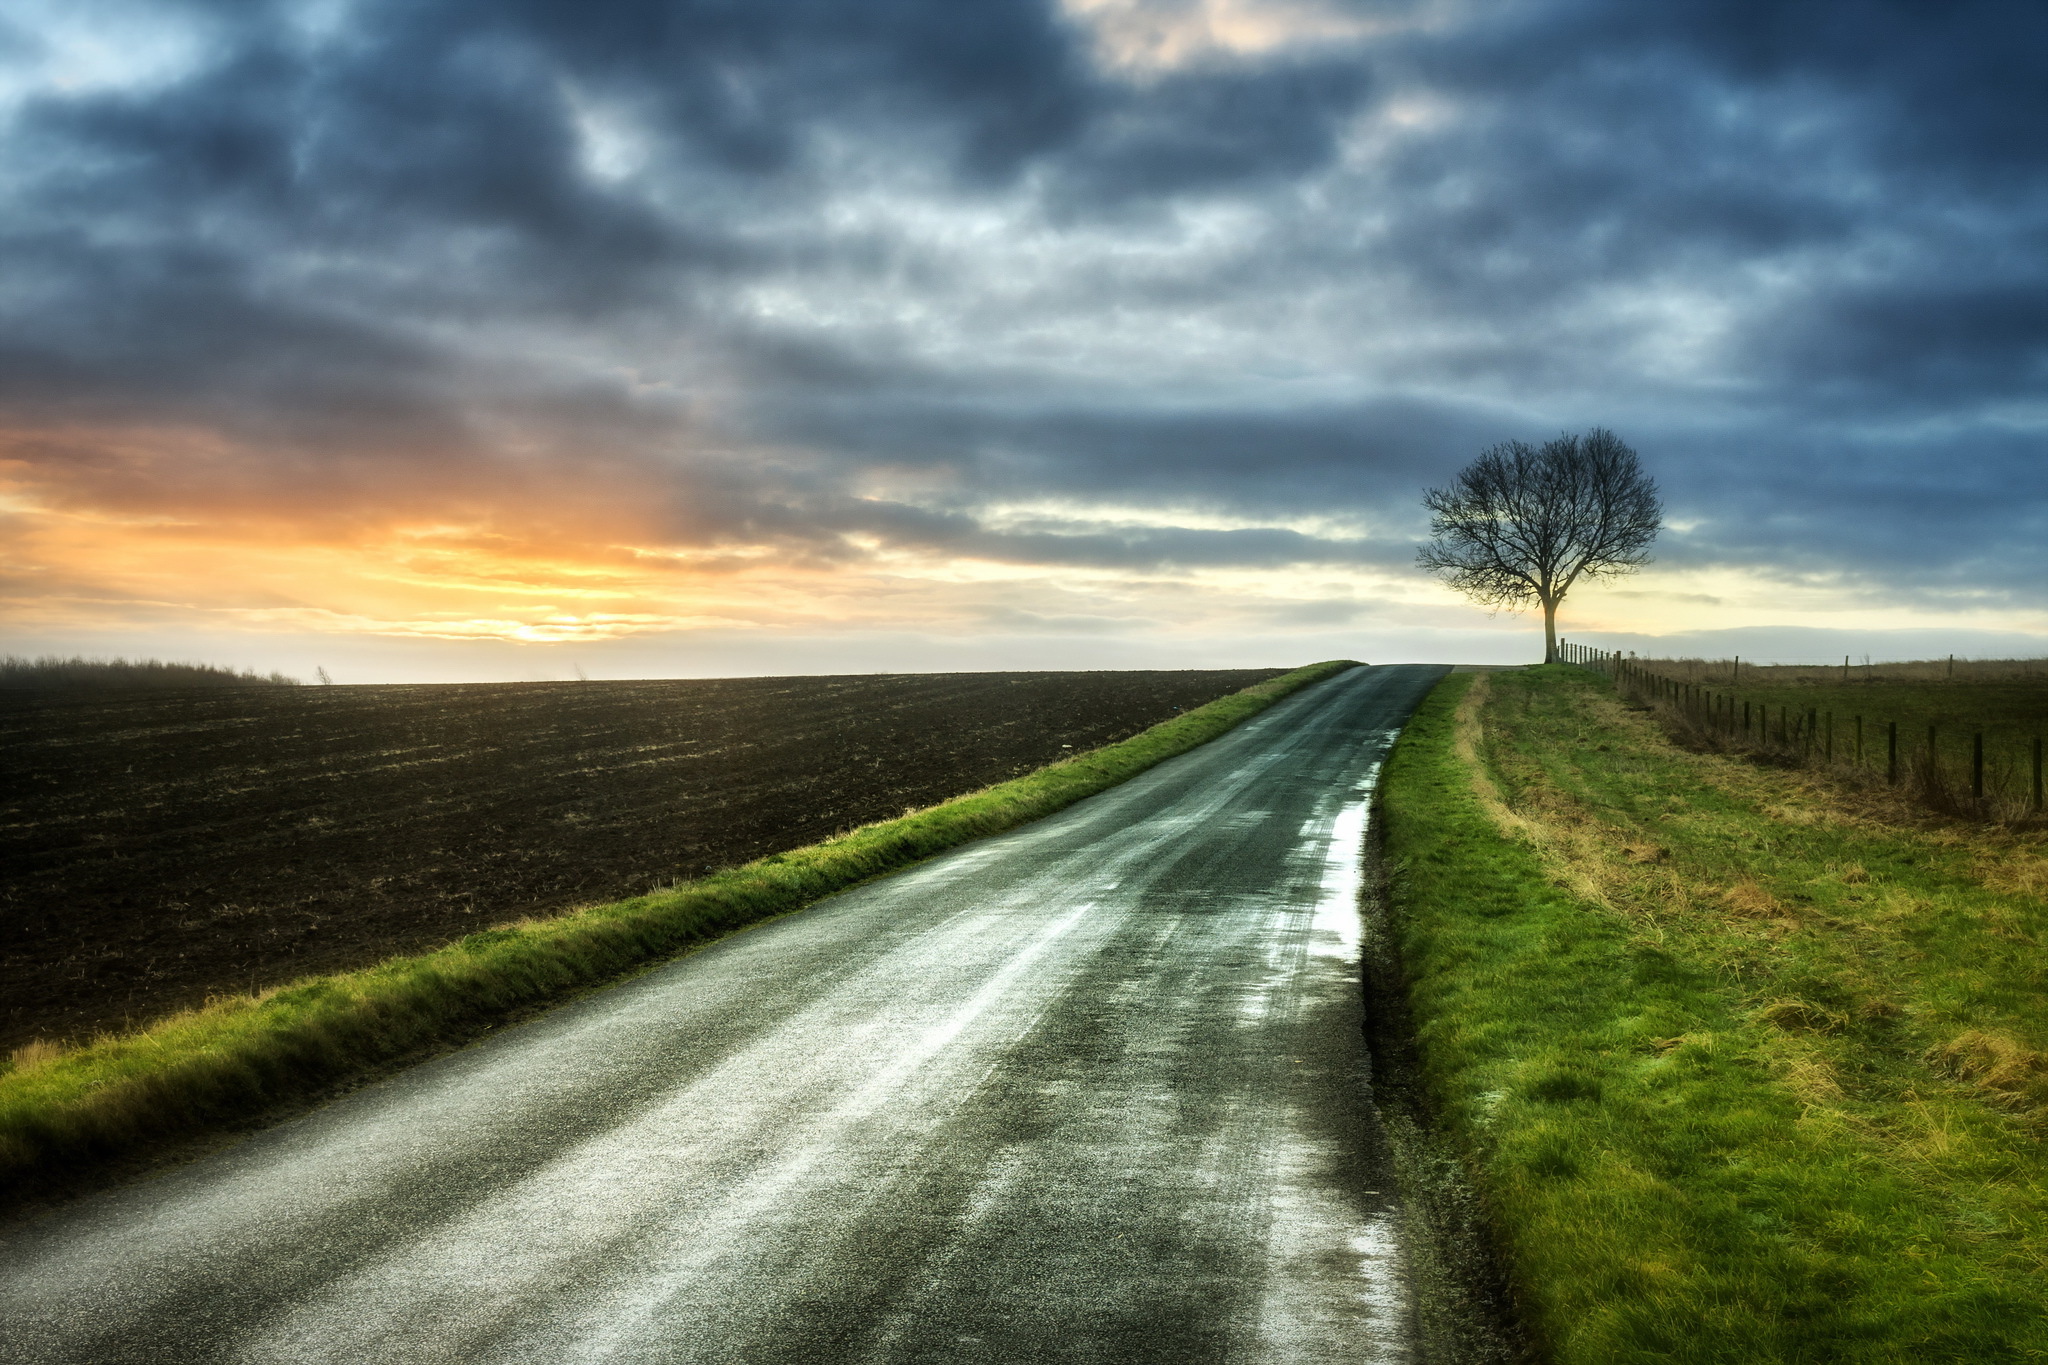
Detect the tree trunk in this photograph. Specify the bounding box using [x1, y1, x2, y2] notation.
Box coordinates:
[1542, 597, 1558, 663]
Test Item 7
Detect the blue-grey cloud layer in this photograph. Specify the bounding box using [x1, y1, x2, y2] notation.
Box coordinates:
[2, 0, 2043, 598]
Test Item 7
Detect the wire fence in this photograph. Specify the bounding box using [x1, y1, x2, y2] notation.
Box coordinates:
[1556, 640, 2047, 822]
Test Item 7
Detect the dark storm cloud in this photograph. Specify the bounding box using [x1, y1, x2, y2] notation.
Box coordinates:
[1757, 280, 2048, 404]
[1050, 56, 1370, 202]
[497, 0, 1092, 177]
[1361, 0, 2048, 408]
[751, 391, 1503, 513]
[800, 492, 1404, 572]
[1644, 423, 2048, 605]
[1, 0, 2042, 602]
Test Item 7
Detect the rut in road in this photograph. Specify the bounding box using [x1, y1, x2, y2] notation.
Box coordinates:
[0, 663, 1449, 1365]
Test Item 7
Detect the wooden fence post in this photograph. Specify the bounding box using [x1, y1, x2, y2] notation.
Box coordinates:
[2034, 737, 2043, 814]
[1826, 712, 1834, 762]
[1855, 715, 1863, 764]
[1973, 733, 1984, 800]
[1887, 721, 1898, 783]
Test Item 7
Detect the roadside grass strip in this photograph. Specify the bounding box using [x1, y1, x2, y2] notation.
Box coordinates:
[1381, 666, 2048, 1364]
[0, 661, 1356, 1190]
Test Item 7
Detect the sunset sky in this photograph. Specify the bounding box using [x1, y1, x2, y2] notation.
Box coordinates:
[3, 0, 2044, 680]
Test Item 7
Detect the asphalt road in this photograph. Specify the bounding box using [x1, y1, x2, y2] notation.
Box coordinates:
[0, 663, 1448, 1365]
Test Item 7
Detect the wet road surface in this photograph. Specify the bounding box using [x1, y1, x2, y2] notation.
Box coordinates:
[0, 663, 1447, 1365]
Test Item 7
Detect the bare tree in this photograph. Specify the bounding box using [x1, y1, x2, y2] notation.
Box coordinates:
[1417, 428, 1661, 663]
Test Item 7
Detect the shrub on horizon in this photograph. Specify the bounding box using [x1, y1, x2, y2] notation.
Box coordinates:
[0, 655, 301, 691]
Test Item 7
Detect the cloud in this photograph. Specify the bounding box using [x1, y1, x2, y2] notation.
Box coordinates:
[0, 0, 2042, 668]
[1060, 0, 1421, 75]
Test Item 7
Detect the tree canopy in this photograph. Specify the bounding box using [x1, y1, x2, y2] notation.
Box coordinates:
[1417, 429, 1661, 662]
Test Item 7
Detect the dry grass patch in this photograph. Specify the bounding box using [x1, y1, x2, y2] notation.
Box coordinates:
[1722, 880, 1789, 921]
[8, 1040, 64, 1072]
[1927, 1031, 2048, 1114]
[1976, 847, 2048, 898]
[1778, 1049, 1848, 1107]
[1755, 998, 1848, 1033]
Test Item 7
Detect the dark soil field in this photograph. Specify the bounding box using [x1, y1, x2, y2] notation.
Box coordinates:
[1, 670, 1279, 1052]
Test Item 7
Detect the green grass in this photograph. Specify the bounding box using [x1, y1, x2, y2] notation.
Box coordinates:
[0, 660, 1355, 1191]
[1381, 665, 2048, 1363]
[1728, 679, 2047, 773]
[1629, 662, 2048, 795]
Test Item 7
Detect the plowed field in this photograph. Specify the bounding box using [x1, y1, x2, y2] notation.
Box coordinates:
[1, 670, 1278, 1051]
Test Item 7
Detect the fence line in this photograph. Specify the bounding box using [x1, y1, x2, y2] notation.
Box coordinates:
[1553, 639, 2046, 820]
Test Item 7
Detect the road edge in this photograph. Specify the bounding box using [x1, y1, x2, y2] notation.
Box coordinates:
[1363, 672, 1538, 1364]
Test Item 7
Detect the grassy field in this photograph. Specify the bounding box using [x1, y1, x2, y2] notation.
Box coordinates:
[0, 661, 1351, 1198]
[1380, 665, 2048, 1363]
[1637, 657, 2048, 688]
[1711, 680, 2044, 788]
[1621, 658, 2048, 813]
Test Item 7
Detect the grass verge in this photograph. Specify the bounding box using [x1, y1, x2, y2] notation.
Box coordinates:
[0, 660, 1354, 1193]
[1380, 665, 2048, 1364]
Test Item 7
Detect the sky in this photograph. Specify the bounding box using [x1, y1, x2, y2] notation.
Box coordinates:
[2, 0, 2044, 680]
